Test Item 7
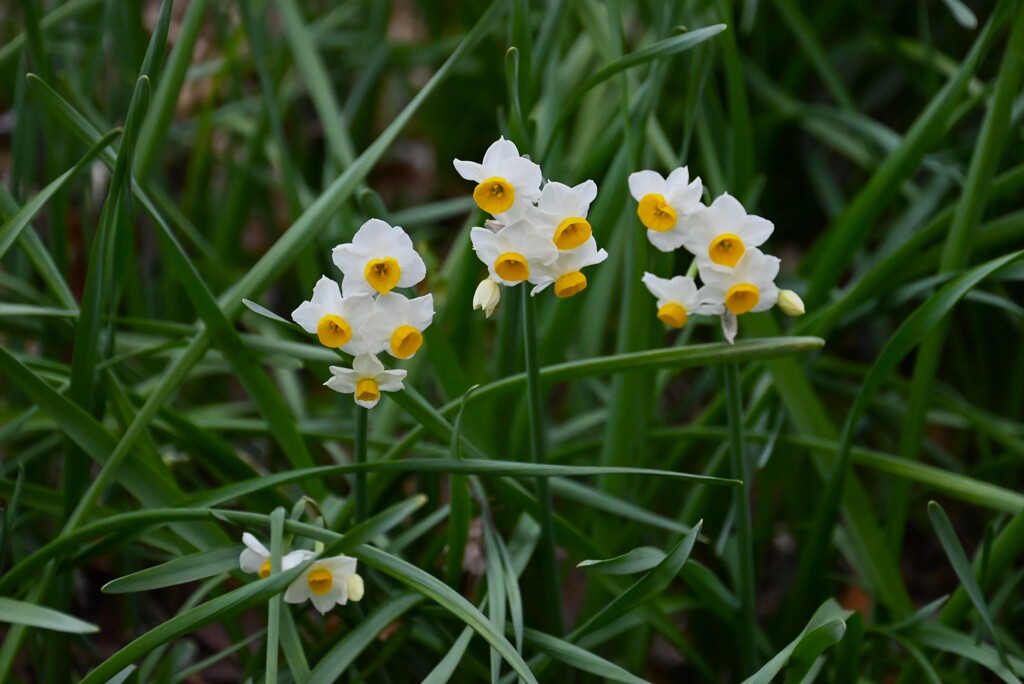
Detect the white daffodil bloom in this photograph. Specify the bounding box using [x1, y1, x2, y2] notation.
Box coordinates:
[470, 220, 559, 286]
[332, 219, 427, 296]
[641, 272, 723, 328]
[530, 238, 608, 298]
[628, 167, 704, 252]
[324, 353, 407, 409]
[284, 552, 364, 614]
[473, 278, 501, 317]
[369, 293, 435, 360]
[698, 248, 780, 316]
[238, 533, 306, 579]
[529, 180, 598, 251]
[681, 193, 774, 271]
[777, 289, 806, 316]
[291, 276, 376, 351]
[453, 136, 542, 220]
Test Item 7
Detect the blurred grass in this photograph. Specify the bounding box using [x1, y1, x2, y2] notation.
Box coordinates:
[1, 0, 1023, 682]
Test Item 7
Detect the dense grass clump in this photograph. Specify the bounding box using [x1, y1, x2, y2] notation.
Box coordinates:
[1, 0, 1023, 681]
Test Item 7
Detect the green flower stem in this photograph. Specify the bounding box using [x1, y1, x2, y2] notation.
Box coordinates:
[522, 284, 563, 635]
[355, 406, 369, 523]
[266, 507, 285, 684]
[724, 362, 756, 673]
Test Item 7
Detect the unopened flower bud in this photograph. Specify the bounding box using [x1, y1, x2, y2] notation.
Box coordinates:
[777, 289, 805, 317]
[347, 573, 365, 602]
[473, 278, 501, 317]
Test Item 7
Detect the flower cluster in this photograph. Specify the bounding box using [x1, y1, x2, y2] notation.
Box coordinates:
[630, 168, 802, 341]
[240, 534, 364, 614]
[454, 137, 608, 316]
[291, 219, 434, 408]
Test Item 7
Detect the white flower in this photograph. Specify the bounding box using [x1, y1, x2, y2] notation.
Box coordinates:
[238, 533, 306, 579]
[680, 193, 774, 270]
[641, 272, 722, 328]
[470, 220, 558, 286]
[698, 249, 780, 316]
[473, 278, 501, 317]
[284, 553, 364, 614]
[628, 167, 704, 252]
[777, 289, 806, 316]
[369, 293, 435, 360]
[324, 353, 408, 409]
[332, 219, 427, 296]
[453, 137, 542, 221]
[530, 238, 608, 298]
[291, 276, 376, 352]
[529, 180, 598, 250]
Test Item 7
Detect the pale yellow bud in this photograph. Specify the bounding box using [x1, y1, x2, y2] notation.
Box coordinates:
[473, 278, 501, 317]
[778, 289, 805, 316]
[347, 573, 365, 602]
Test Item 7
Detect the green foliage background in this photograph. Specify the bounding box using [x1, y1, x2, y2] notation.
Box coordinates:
[0, 0, 1023, 681]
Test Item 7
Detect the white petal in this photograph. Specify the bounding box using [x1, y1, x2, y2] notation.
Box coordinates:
[239, 548, 266, 574]
[332, 244, 366, 280]
[453, 159, 488, 182]
[324, 367, 359, 394]
[284, 575, 309, 604]
[353, 353, 385, 377]
[646, 227, 687, 252]
[290, 300, 322, 335]
[627, 170, 665, 202]
[375, 369, 408, 392]
[410, 294, 435, 330]
[740, 215, 774, 247]
[354, 395, 381, 409]
[470, 227, 502, 264]
[482, 136, 520, 169]
[351, 218, 396, 254]
[753, 282, 779, 312]
[310, 590, 337, 614]
[397, 250, 427, 288]
[242, 533, 269, 557]
[501, 157, 543, 202]
[322, 555, 358, 575]
[310, 276, 342, 307]
[665, 166, 690, 189]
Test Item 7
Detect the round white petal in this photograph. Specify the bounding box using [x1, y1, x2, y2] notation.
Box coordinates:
[627, 170, 666, 202]
[284, 575, 310, 604]
[453, 159, 488, 182]
[324, 366, 359, 394]
[353, 353, 385, 378]
[646, 226, 688, 252]
[375, 369, 408, 393]
[482, 137, 520, 169]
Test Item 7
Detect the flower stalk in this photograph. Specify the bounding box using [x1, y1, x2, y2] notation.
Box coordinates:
[354, 406, 369, 523]
[521, 284, 563, 635]
[724, 362, 756, 673]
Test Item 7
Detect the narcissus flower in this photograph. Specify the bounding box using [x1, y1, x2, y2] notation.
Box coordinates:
[370, 293, 435, 359]
[681, 193, 773, 270]
[642, 272, 722, 328]
[699, 249, 780, 316]
[628, 168, 704, 252]
[473, 278, 501, 317]
[238, 533, 305, 579]
[529, 180, 598, 251]
[332, 219, 426, 296]
[325, 353, 407, 409]
[530, 238, 608, 298]
[470, 220, 558, 286]
[284, 552, 364, 614]
[291, 276, 375, 351]
[453, 137, 542, 220]
[777, 289, 806, 316]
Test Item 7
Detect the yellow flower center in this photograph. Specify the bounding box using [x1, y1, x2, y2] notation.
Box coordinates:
[553, 217, 591, 250]
[726, 283, 760, 315]
[494, 252, 529, 282]
[709, 233, 745, 268]
[473, 176, 515, 214]
[356, 378, 380, 404]
[553, 271, 587, 298]
[364, 257, 401, 295]
[307, 568, 333, 596]
[316, 314, 352, 348]
[657, 303, 688, 329]
[259, 560, 271, 579]
[637, 193, 677, 232]
[390, 325, 423, 359]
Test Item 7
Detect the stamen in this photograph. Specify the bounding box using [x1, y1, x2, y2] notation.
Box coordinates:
[657, 303, 688, 329]
[473, 176, 516, 214]
[317, 314, 352, 348]
[259, 560, 271, 579]
[554, 271, 587, 298]
[356, 378, 380, 404]
[307, 568, 334, 596]
[709, 233, 745, 268]
[494, 252, 529, 282]
[363, 257, 401, 294]
[725, 284, 760, 315]
[638, 193, 677, 232]
[553, 217, 592, 250]
[390, 325, 423, 359]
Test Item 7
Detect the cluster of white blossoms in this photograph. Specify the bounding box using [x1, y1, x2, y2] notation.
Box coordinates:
[291, 219, 434, 408]
[629, 168, 803, 341]
[454, 137, 608, 316]
[239, 533, 364, 614]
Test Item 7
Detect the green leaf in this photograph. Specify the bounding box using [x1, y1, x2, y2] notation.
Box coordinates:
[0, 597, 98, 634]
[743, 599, 852, 684]
[102, 547, 240, 594]
[572, 521, 702, 638]
[577, 546, 666, 575]
[524, 628, 649, 684]
[306, 593, 423, 682]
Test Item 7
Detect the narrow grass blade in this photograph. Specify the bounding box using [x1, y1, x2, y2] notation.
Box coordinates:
[102, 547, 240, 594]
[0, 597, 98, 634]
